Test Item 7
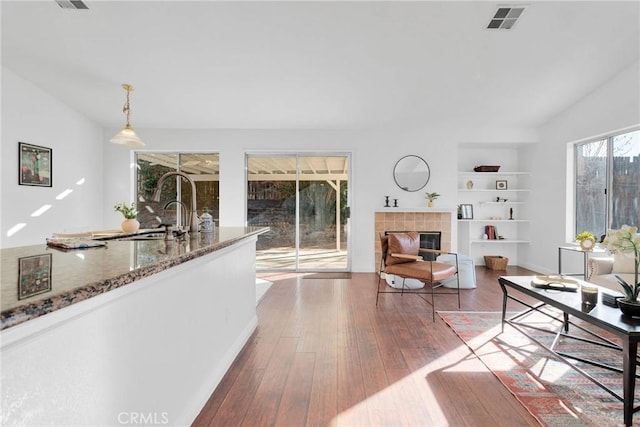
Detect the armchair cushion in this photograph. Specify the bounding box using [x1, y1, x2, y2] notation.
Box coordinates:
[587, 256, 636, 292]
[386, 260, 457, 283]
[613, 253, 636, 274]
[386, 232, 420, 265]
[588, 257, 613, 279]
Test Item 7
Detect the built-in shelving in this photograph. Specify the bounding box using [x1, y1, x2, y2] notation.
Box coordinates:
[457, 151, 531, 265]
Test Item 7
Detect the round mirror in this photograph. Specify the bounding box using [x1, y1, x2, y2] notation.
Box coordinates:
[393, 155, 430, 192]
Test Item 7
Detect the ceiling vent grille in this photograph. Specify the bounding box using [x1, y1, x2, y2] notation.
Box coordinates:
[55, 0, 89, 10]
[487, 6, 526, 29]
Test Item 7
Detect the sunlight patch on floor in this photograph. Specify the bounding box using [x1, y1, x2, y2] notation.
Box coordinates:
[332, 341, 485, 425]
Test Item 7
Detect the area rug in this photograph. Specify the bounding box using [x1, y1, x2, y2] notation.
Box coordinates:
[439, 310, 640, 426]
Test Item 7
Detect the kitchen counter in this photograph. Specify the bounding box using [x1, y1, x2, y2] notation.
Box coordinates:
[1, 227, 266, 330]
[1, 226, 268, 426]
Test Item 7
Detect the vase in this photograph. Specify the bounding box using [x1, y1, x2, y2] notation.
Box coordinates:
[617, 299, 640, 317]
[427, 200, 434, 208]
[121, 218, 140, 233]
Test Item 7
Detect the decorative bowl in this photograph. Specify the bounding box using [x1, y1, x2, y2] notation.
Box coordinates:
[474, 165, 501, 172]
[617, 299, 640, 317]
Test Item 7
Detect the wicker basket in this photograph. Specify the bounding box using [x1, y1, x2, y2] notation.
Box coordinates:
[484, 255, 508, 270]
[474, 165, 501, 172]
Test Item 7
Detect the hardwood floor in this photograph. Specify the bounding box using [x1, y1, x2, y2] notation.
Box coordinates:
[193, 267, 541, 427]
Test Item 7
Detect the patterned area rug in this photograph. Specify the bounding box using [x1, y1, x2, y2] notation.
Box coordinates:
[439, 310, 640, 426]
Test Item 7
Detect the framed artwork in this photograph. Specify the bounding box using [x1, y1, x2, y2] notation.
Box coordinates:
[496, 180, 508, 190]
[19, 142, 52, 187]
[459, 204, 474, 219]
[18, 253, 52, 300]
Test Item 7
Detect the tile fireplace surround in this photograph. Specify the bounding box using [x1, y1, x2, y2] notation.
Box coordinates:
[374, 208, 455, 273]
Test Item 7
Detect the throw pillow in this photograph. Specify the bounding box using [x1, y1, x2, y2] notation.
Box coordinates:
[386, 232, 420, 265]
[613, 253, 636, 274]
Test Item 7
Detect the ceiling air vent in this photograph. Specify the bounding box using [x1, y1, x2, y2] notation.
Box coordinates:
[487, 6, 526, 29]
[55, 0, 89, 10]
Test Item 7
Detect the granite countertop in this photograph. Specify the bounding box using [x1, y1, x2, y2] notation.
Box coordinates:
[1, 227, 267, 330]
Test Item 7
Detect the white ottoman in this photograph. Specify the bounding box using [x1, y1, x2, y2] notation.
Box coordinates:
[436, 254, 476, 289]
[385, 274, 424, 289]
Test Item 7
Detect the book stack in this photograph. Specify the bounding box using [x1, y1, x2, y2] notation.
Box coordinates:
[485, 225, 498, 240]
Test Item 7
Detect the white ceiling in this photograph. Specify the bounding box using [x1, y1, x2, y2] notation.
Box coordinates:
[2, 1, 639, 130]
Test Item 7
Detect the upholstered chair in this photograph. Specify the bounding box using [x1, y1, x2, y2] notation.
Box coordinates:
[378, 232, 461, 320]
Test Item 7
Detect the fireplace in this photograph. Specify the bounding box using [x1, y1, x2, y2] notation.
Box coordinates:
[384, 231, 441, 261]
[374, 209, 455, 273]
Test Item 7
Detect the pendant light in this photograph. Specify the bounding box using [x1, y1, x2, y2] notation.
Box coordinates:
[110, 83, 144, 147]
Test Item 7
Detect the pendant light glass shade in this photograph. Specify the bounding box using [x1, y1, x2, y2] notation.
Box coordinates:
[110, 83, 144, 147]
[110, 125, 144, 147]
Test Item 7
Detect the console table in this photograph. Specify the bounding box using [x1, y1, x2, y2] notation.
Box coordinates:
[558, 245, 607, 280]
[498, 276, 640, 426]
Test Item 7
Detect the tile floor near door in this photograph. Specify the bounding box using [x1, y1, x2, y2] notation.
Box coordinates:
[194, 267, 541, 427]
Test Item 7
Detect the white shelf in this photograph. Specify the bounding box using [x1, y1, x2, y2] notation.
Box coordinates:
[480, 201, 525, 205]
[459, 219, 529, 223]
[470, 239, 531, 244]
[458, 171, 530, 176]
[458, 189, 530, 192]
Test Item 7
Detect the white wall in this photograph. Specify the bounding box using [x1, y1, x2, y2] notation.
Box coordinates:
[103, 126, 537, 272]
[1, 67, 105, 248]
[11, 50, 633, 275]
[521, 60, 640, 274]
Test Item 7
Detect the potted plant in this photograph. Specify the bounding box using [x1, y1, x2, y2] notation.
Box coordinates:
[425, 192, 440, 208]
[114, 202, 140, 233]
[603, 225, 640, 315]
[576, 231, 596, 251]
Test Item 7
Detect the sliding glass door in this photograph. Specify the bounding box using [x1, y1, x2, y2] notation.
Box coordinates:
[247, 154, 350, 271]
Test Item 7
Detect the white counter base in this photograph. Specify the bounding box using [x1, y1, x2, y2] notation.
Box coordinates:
[1, 236, 258, 426]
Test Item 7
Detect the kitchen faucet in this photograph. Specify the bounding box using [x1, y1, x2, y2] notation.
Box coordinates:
[163, 200, 189, 231]
[151, 171, 200, 233]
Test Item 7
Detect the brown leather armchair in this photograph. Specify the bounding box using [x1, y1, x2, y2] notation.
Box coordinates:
[377, 232, 460, 320]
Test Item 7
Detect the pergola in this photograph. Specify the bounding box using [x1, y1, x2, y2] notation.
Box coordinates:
[137, 153, 349, 251]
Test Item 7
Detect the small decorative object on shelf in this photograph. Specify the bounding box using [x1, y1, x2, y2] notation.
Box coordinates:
[393, 199, 398, 208]
[603, 225, 639, 316]
[473, 165, 501, 172]
[384, 196, 390, 207]
[459, 204, 473, 219]
[509, 207, 514, 220]
[466, 180, 474, 189]
[496, 180, 508, 190]
[576, 231, 596, 251]
[425, 192, 440, 208]
[496, 197, 508, 202]
[114, 202, 140, 233]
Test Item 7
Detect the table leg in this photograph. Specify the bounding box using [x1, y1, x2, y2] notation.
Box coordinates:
[558, 247, 562, 275]
[623, 338, 638, 426]
[563, 312, 569, 333]
[499, 281, 507, 333]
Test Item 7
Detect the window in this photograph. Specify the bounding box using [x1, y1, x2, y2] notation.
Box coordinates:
[135, 153, 219, 229]
[575, 129, 640, 237]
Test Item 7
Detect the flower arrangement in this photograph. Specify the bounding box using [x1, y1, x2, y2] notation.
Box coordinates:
[575, 231, 596, 242]
[603, 225, 640, 302]
[114, 202, 138, 219]
[425, 192, 440, 201]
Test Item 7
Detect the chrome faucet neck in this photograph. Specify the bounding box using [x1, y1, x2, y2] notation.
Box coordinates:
[152, 171, 200, 233]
